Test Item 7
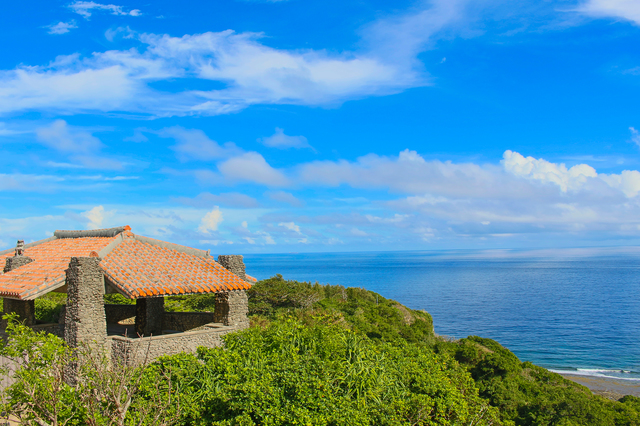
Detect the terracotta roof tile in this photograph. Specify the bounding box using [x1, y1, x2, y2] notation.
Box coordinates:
[100, 238, 251, 298]
[0, 228, 253, 300]
[0, 236, 117, 299]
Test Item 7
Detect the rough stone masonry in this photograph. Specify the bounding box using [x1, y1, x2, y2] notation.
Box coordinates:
[1, 248, 35, 328]
[64, 257, 108, 351]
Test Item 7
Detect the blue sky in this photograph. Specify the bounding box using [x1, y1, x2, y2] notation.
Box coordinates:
[2, 0, 640, 253]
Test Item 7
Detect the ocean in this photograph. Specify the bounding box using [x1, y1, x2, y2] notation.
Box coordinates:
[244, 247, 640, 382]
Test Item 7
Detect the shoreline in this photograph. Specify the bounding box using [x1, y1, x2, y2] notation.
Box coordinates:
[559, 373, 640, 400]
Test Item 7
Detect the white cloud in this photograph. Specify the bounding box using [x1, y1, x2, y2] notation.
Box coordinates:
[161, 126, 240, 161]
[630, 127, 640, 147]
[577, 0, 640, 24]
[258, 128, 311, 149]
[296, 149, 640, 236]
[34, 120, 124, 170]
[36, 120, 101, 153]
[0, 0, 470, 118]
[218, 152, 289, 186]
[82, 205, 106, 229]
[279, 222, 301, 234]
[198, 207, 223, 234]
[502, 150, 597, 192]
[69, 1, 142, 19]
[47, 21, 78, 35]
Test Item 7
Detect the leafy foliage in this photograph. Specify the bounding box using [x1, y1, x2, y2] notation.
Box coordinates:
[436, 336, 640, 426]
[248, 274, 435, 345]
[0, 315, 181, 426]
[155, 318, 504, 426]
[3, 275, 639, 425]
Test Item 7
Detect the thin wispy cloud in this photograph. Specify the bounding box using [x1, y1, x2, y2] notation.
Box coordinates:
[0, 0, 472, 117]
[630, 127, 640, 147]
[35, 120, 124, 170]
[46, 21, 78, 35]
[577, 0, 640, 25]
[68, 1, 142, 19]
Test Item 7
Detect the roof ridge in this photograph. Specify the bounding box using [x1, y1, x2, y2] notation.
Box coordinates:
[0, 236, 58, 257]
[133, 234, 211, 258]
[54, 226, 131, 239]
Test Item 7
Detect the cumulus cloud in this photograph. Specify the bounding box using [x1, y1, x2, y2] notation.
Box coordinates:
[69, 1, 142, 19]
[577, 0, 640, 24]
[198, 207, 223, 234]
[258, 128, 311, 149]
[279, 221, 301, 234]
[218, 152, 289, 186]
[295, 148, 640, 237]
[82, 205, 106, 229]
[47, 21, 78, 35]
[502, 150, 597, 192]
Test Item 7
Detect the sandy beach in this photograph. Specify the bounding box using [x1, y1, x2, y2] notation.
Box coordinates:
[560, 373, 640, 401]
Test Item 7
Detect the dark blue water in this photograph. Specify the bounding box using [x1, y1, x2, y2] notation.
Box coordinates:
[244, 247, 640, 381]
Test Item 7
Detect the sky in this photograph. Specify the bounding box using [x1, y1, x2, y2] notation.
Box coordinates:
[1, 0, 640, 253]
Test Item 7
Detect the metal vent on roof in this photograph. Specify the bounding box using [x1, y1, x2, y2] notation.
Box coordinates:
[54, 226, 130, 239]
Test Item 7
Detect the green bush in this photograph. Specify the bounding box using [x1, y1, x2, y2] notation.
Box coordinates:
[34, 292, 66, 323]
[436, 337, 640, 425]
[248, 275, 435, 345]
[152, 318, 504, 426]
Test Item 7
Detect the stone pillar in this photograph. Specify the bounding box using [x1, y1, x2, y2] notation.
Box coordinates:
[2, 254, 36, 328]
[135, 297, 164, 337]
[213, 290, 249, 329]
[217, 255, 247, 281]
[64, 257, 108, 350]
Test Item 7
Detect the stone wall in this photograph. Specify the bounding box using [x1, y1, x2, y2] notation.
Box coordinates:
[1, 298, 35, 328]
[135, 297, 164, 336]
[2, 254, 36, 329]
[163, 311, 216, 332]
[104, 304, 136, 324]
[109, 324, 232, 366]
[213, 290, 249, 329]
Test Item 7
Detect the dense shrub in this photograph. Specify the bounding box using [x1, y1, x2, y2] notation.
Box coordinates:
[248, 275, 435, 345]
[152, 319, 504, 426]
[436, 337, 640, 425]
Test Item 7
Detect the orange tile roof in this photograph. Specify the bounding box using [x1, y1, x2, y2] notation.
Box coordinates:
[0, 227, 252, 300]
[101, 237, 250, 298]
[0, 236, 115, 299]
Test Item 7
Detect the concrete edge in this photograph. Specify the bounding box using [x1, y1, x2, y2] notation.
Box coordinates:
[107, 323, 234, 342]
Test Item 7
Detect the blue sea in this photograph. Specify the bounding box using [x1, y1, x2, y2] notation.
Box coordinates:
[244, 247, 640, 382]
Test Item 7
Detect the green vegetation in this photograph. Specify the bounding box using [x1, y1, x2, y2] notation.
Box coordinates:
[1, 274, 638, 425]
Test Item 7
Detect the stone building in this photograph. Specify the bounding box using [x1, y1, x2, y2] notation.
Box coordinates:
[0, 226, 255, 364]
